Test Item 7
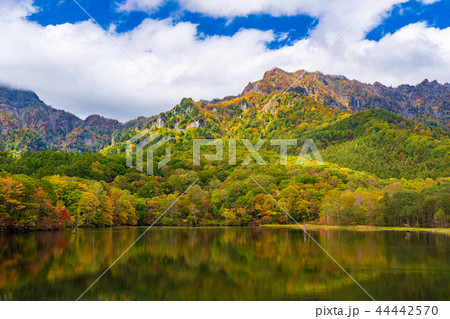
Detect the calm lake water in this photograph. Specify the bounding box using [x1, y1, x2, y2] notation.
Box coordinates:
[0, 227, 449, 301]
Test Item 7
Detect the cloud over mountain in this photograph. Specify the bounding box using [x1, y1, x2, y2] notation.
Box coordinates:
[0, 0, 448, 121]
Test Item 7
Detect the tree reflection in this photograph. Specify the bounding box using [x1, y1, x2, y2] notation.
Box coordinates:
[0, 228, 448, 300]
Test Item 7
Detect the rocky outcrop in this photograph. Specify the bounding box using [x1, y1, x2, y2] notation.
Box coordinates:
[242, 68, 449, 129]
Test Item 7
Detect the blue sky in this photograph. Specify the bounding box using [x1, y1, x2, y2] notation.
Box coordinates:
[28, 0, 449, 46]
[0, 0, 449, 121]
[29, 0, 319, 49]
[367, 0, 450, 40]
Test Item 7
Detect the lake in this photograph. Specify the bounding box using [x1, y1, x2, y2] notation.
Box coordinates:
[0, 227, 449, 300]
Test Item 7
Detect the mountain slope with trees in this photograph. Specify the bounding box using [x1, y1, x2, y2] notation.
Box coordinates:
[1, 68, 449, 154]
[243, 68, 450, 130]
[0, 68, 449, 231]
[0, 86, 152, 153]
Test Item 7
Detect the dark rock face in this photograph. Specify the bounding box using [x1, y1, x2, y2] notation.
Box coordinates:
[0, 86, 83, 150]
[0, 86, 152, 153]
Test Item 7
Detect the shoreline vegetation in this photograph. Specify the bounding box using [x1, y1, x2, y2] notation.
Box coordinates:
[111, 224, 450, 235]
[0, 162, 449, 232]
[2, 224, 448, 235]
[259, 224, 450, 235]
[125, 224, 450, 235]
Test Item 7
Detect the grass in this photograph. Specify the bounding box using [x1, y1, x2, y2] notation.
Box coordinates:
[260, 224, 450, 235]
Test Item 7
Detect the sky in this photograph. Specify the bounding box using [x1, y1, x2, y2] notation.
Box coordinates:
[0, 0, 449, 121]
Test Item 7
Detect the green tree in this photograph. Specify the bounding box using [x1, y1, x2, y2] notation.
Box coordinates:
[434, 209, 447, 228]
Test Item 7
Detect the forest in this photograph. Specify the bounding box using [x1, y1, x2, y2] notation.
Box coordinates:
[0, 146, 448, 231]
[0, 91, 449, 231]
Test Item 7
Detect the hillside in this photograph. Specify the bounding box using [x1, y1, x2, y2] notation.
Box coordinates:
[2, 68, 449, 179]
[1, 68, 449, 155]
[244, 68, 450, 130]
[0, 86, 152, 153]
[0, 87, 82, 151]
[105, 87, 449, 179]
[1, 69, 449, 231]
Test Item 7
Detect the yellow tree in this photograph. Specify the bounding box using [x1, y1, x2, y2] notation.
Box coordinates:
[0, 177, 30, 228]
[253, 193, 276, 224]
[76, 191, 100, 227]
[114, 189, 137, 226]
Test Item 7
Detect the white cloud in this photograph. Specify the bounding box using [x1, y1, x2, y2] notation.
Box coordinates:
[0, 0, 37, 20]
[123, 0, 407, 40]
[0, 0, 448, 121]
[117, 0, 164, 13]
[419, 0, 441, 4]
[0, 2, 278, 121]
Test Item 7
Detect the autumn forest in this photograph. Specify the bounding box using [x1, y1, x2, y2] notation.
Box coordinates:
[0, 69, 449, 231]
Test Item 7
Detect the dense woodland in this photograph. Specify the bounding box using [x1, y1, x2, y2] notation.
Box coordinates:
[0, 143, 448, 231]
[0, 88, 449, 231]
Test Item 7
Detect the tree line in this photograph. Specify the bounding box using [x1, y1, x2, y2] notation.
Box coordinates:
[1, 148, 448, 231]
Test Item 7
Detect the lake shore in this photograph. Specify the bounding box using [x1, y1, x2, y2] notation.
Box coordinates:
[259, 224, 450, 235]
[3, 224, 449, 234]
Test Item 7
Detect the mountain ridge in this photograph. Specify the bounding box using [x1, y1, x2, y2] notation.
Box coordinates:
[0, 68, 449, 154]
[242, 68, 449, 129]
[0, 86, 152, 153]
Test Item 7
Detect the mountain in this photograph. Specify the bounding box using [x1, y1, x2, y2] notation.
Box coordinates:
[96, 68, 447, 179]
[0, 86, 152, 153]
[243, 68, 450, 130]
[1, 70, 449, 231]
[0, 87, 82, 150]
[0, 68, 449, 157]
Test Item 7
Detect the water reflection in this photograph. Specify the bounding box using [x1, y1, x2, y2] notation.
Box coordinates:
[0, 228, 449, 300]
